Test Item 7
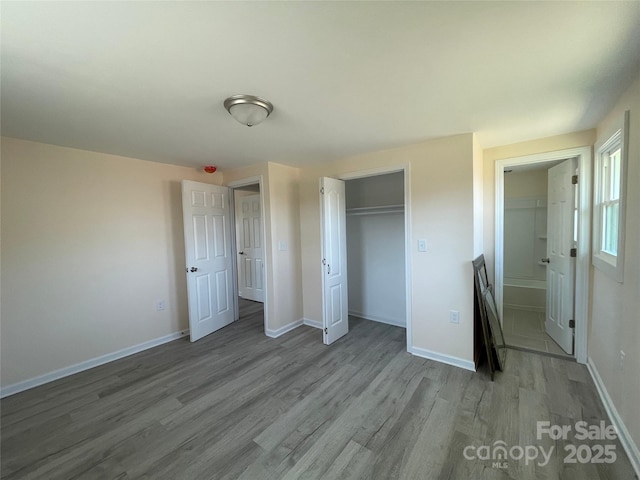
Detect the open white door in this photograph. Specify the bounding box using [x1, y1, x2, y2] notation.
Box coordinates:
[545, 159, 576, 354]
[236, 194, 264, 303]
[182, 180, 235, 342]
[320, 177, 348, 344]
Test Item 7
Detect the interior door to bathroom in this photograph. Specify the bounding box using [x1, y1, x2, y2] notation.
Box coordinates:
[237, 194, 264, 303]
[545, 159, 576, 354]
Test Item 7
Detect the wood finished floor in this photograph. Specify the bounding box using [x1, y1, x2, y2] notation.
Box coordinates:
[1, 299, 636, 480]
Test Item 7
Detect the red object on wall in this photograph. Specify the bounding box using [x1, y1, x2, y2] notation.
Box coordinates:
[204, 165, 217, 174]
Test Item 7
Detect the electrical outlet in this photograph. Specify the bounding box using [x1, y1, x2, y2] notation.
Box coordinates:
[619, 350, 625, 371]
[450, 310, 460, 324]
[156, 300, 165, 311]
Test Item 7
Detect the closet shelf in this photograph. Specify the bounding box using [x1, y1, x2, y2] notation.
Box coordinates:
[346, 204, 404, 216]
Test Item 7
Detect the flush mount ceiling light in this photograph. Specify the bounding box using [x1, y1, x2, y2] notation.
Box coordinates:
[224, 94, 273, 127]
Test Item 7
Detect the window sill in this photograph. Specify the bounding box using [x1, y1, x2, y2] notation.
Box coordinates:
[592, 252, 624, 283]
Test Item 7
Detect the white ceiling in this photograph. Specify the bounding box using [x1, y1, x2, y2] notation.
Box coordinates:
[2, 1, 639, 169]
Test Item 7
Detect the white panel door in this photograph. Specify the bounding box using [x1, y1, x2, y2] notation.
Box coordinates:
[545, 159, 576, 354]
[237, 194, 264, 303]
[182, 180, 235, 342]
[320, 177, 348, 344]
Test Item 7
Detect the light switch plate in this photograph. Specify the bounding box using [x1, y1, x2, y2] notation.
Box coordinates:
[418, 239, 427, 252]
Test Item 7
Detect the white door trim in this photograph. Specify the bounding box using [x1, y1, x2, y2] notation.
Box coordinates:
[227, 176, 269, 334]
[495, 147, 591, 364]
[337, 164, 412, 355]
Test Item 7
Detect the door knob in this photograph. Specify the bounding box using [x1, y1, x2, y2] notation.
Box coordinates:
[541, 258, 550, 263]
[190, 267, 198, 272]
[239, 251, 245, 255]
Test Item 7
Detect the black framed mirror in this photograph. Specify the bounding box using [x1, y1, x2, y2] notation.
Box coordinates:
[472, 255, 507, 378]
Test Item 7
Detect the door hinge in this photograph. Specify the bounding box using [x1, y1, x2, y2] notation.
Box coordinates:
[570, 248, 577, 258]
[572, 175, 578, 185]
[324, 327, 328, 335]
[320, 187, 325, 194]
[569, 319, 575, 328]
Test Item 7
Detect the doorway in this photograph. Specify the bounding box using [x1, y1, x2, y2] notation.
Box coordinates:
[233, 184, 265, 303]
[320, 166, 411, 350]
[228, 176, 268, 335]
[181, 177, 268, 342]
[502, 160, 574, 357]
[495, 147, 591, 363]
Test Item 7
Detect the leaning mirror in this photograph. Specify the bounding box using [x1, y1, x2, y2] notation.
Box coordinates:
[483, 285, 507, 371]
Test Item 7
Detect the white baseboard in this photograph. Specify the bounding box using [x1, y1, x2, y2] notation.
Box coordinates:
[303, 318, 323, 329]
[409, 345, 476, 372]
[349, 310, 406, 328]
[265, 319, 303, 338]
[0, 330, 190, 399]
[587, 357, 640, 477]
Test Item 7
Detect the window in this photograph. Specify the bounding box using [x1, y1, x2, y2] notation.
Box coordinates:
[601, 147, 621, 255]
[592, 110, 629, 282]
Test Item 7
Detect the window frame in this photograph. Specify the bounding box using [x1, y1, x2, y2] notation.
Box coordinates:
[592, 110, 629, 282]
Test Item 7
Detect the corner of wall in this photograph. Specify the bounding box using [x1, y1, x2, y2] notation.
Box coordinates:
[266, 162, 304, 328]
[473, 134, 484, 258]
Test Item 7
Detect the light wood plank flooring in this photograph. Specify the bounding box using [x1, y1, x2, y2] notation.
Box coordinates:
[1, 299, 636, 479]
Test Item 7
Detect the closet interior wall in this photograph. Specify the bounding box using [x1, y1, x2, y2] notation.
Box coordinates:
[345, 172, 406, 327]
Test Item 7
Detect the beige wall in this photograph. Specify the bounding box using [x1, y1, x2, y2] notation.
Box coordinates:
[223, 162, 303, 332]
[482, 129, 596, 280]
[299, 134, 478, 364]
[1, 137, 221, 387]
[589, 73, 640, 453]
[267, 163, 303, 328]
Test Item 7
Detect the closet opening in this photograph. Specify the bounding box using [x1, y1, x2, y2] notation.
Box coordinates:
[345, 171, 406, 330]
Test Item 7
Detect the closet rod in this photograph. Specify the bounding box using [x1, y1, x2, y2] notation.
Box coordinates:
[346, 205, 404, 216]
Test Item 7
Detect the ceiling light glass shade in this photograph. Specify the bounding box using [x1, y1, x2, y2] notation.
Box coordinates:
[224, 94, 273, 127]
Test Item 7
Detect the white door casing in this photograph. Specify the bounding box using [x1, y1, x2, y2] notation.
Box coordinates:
[545, 159, 576, 354]
[182, 180, 235, 342]
[495, 147, 591, 364]
[320, 177, 349, 344]
[236, 194, 264, 303]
